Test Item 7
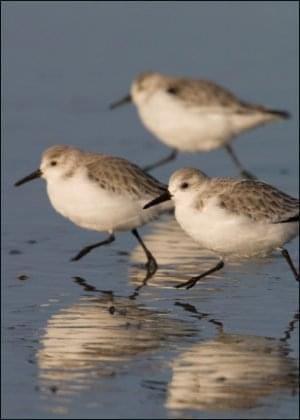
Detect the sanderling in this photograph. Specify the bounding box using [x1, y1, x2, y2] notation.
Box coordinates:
[144, 168, 299, 288]
[15, 145, 173, 275]
[110, 72, 290, 178]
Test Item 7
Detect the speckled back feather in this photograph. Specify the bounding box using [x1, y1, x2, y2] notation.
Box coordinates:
[85, 154, 167, 198]
[203, 179, 299, 223]
[162, 77, 288, 117]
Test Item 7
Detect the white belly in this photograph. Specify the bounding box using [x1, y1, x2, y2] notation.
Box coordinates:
[137, 92, 271, 152]
[46, 175, 165, 233]
[175, 202, 299, 258]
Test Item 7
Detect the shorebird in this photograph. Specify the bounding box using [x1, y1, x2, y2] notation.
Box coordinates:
[110, 71, 290, 178]
[144, 168, 299, 288]
[15, 145, 173, 276]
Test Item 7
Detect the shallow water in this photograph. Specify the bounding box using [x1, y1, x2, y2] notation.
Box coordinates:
[2, 2, 299, 419]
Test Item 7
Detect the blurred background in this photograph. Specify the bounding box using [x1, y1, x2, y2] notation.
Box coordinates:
[2, 2, 299, 419]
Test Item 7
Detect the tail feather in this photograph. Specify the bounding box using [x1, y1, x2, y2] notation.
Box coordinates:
[240, 102, 291, 119]
[276, 214, 299, 224]
[265, 108, 291, 119]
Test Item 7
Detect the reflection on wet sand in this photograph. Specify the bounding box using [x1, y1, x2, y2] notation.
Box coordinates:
[130, 216, 218, 288]
[37, 293, 194, 399]
[167, 311, 299, 412]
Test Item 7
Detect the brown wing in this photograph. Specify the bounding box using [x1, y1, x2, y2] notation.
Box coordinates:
[218, 180, 299, 223]
[85, 154, 167, 199]
[166, 79, 289, 118]
[166, 79, 245, 110]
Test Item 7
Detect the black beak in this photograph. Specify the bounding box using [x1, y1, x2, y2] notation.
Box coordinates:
[15, 169, 42, 187]
[109, 94, 132, 110]
[143, 191, 172, 209]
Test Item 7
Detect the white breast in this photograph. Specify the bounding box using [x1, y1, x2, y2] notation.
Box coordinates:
[175, 198, 299, 257]
[137, 91, 270, 152]
[46, 173, 166, 233]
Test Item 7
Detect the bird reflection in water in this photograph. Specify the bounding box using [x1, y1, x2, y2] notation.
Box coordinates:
[166, 303, 299, 412]
[129, 216, 219, 289]
[36, 271, 298, 415]
[37, 281, 195, 404]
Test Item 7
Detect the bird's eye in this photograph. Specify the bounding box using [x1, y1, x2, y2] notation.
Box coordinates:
[167, 86, 178, 95]
[50, 161, 57, 166]
[180, 182, 189, 190]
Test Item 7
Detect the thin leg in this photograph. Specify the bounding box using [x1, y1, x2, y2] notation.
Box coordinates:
[131, 229, 158, 275]
[225, 144, 256, 179]
[176, 260, 224, 290]
[279, 248, 299, 282]
[70, 234, 115, 261]
[143, 149, 177, 172]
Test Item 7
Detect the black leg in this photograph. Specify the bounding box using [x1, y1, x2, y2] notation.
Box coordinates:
[280, 248, 299, 282]
[70, 234, 115, 261]
[143, 149, 177, 172]
[176, 260, 224, 290]
[131, 229, 158, 276]
[224, 144, 256, 179]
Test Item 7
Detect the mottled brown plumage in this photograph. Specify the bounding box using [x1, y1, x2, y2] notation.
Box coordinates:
[198, 178, 299, 223]
[134, 72, 290, 117]
[85, 154, 167, 198]
[43, 145, 167, 199]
